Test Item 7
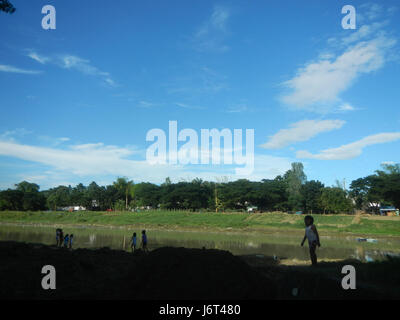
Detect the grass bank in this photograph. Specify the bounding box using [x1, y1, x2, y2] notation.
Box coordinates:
[1, 210, 400, 237]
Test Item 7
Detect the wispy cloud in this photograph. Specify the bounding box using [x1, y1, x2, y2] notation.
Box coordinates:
[25, 51, 117, 87]
[26, 52, 50, 64]
[175, 102, 204, 110]
[261, 119, 345, 149]
[192, 5, 231, 52]
[165, 66, 228, 96]
[37, 135, 71, 147]
[336, 103, 356, 112]
[0, 64, 42, 74]
[60, 55, 117, 86]
[138, 100, 159, 108]
[226, 104, 248, 113]
[0, 128, 33, 142]
[297, 132, 400, 160]
[61, 55, 108, 76]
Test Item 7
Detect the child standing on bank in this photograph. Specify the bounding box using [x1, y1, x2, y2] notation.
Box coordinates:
[301, 215, 320, 266]
[64, 234, 69, 248]
[141, 230, 148, 253]
[69, 234, 74, 249]
[59, 229, 64, 248]
[56, 228, 61, 247]
[131, 232, 137, 253]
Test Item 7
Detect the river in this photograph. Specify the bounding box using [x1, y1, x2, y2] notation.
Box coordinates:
[1, 224, 400, 263]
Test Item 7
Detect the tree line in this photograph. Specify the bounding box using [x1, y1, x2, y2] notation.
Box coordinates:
[0, 162, 399, 214]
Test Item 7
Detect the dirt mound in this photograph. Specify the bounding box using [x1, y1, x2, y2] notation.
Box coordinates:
[127, 247, 276, 299]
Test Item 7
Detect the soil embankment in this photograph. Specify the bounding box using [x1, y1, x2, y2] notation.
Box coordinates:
[1, 241, 398, 299]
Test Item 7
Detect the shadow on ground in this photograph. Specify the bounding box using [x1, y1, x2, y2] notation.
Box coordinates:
[1, 241, 399, 299]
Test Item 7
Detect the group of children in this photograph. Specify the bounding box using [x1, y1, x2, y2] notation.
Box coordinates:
[55, 228, 74, 249]
[53, 217, 320, 266]
[130, 229, 148, 253]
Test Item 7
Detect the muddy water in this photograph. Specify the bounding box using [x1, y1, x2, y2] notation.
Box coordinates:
[1, 224, 400, 262]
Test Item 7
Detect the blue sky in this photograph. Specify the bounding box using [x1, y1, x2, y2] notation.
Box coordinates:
[1, 0, 400, 190]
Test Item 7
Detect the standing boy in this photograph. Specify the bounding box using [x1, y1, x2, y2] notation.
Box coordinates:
[301, 215, 321, 266]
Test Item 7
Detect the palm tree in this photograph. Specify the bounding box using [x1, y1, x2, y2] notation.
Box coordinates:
[113, 177, 134, 210]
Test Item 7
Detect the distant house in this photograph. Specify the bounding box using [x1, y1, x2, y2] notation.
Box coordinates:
[59, 206, 86, 212]
[247, 206, 257, 213]
[379, 206, 399, 216]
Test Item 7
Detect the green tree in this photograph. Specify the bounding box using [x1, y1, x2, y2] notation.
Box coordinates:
[0, 0, 15, 13]
[0, 189, 23, 210]
[134, 182, 160, 208]
[113, 177, 134, 210]
[46, 186, 71, 210]
[349, 177, 371, 210]
[13, 181, 46, 211]
[301, 180, 324, 213]
[86, 181, 106, 210]
[320, 187, 353, 214]
[371, 164, 400, 209]
[284, 162, 307, 211]
[15, 181, 40, 193]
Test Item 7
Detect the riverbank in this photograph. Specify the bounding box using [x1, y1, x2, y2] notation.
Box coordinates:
[1, 241, 399, 299]
[1, 210, 400, 237]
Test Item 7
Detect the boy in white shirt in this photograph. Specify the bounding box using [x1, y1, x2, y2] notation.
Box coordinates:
[301, 215, 321, 266]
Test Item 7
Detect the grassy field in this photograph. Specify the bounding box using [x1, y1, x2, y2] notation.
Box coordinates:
[1, 210, 400, 236]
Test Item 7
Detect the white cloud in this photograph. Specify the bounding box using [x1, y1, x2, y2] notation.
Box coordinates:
[280, 3, 397, 113]
[261, 119, 345, 149]
[0, 138, 292, 186]
[0, 140, 171, 179]
[281, 37, 395, 112]
[0, 64, 42, 74]
[297, 132, 400, 160]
